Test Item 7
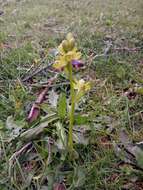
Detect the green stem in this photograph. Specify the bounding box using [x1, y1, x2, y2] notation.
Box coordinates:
[68, 62, 75, 151]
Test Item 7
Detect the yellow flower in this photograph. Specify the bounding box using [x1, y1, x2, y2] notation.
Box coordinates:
[73, 79, 91, 93]
[53, 48, 81, 69]
[58, 43, 66, 55]
[58, 33, 75, 55]
[53, 33, 81, 70]
[53, 56, 67, 69]
[64, 48, 81, 62]
[66, 33, 74, 41]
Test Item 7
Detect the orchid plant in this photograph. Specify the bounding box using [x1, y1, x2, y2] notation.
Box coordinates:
[53, 33, 91, 152]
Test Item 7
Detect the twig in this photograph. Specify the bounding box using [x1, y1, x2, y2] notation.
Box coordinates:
[27, 74, 58, 123]
[88, 45, 142, 67]
[9, 142, 32, 165]
[8, 142, 33, 180]
[22, 62, 56, 82]
[87, 41, 112, 68]
[22, 65, 49, 82]
[29, 81, 69, 87]
[46, 137, 54, 165]
[113, 46, 142, 52]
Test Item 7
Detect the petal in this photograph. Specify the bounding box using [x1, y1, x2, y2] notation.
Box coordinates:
[53, 60, 66, 69]
[58, 44, 65, 55]
[85, 83, 91, 91]
[73, 79, 79, 89]
[75, 52, 81, 59]
[73, 79, 84, 90]
[72, 60, 84, 68]
[65, 52, 73, 62]
[53, 61, 61, 69]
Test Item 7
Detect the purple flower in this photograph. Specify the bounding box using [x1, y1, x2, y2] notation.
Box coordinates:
[72, 60, 84, 68]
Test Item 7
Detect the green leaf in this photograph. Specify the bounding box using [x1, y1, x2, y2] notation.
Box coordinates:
[20, 113, 58, 142]
[57, 93, 67, 119]
[56, 122, 67, 150]
[48, 90, 59, 108]
[73, 167, 86, 188]
[116, 66, 126, 79]
[135, 148, 143, 169]
[74, 114, 89, 125]
[136, 87, 143, 95]
[0, 120, 4, 130]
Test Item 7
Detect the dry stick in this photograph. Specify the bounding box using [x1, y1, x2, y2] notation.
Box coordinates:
[87, 41, 112, 68]
[27, 73, 58, 123]
[29, 81, 69, 87]
[22, 64, 51, 82]
[9, 142, 32, 162]
[8, 142, 33, 187]
[88, 45, 142, 67]
[21, 55, 51, 82]
[46, 137, 54, 166]
[113, 46, 142, 52]
[22, 60, 58, 82]
[9, 142, 32, 166]
[9, 136, 54, 174]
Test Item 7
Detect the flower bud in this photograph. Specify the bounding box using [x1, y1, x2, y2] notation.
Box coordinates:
[68, 38, 75, 50]
[62, 40, 69, 52]
[66, 33, 74, 40]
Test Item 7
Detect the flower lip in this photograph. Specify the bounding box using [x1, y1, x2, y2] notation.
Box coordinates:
[72, 59, 84, 68]
[73, 79, 91, 92]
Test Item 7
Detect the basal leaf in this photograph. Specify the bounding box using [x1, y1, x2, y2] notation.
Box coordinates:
[136, 87, 143, 95]
[57, 93, 67, 119]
